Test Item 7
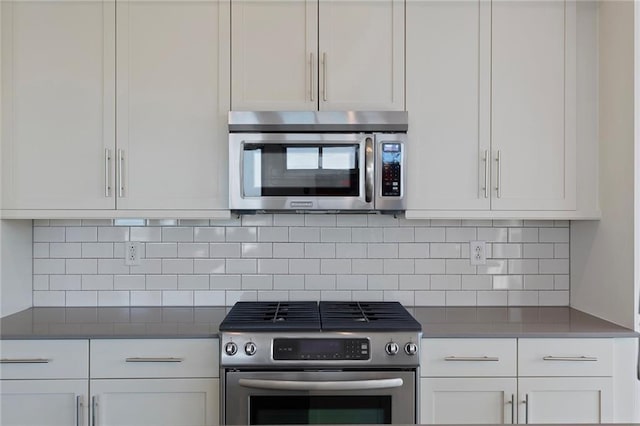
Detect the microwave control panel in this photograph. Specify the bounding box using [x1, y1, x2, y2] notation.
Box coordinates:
[381, 143, 402, 197]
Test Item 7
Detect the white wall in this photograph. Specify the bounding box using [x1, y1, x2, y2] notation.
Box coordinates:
[571, 1, 635, 329]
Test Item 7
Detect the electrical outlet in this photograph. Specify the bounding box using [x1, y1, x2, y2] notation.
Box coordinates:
[125, 242, 140, 266]
[469, 240, 486, 265]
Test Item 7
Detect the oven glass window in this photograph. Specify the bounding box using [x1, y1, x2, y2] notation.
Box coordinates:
[249, 396, 391, 425]
[242, 143, 359, 197]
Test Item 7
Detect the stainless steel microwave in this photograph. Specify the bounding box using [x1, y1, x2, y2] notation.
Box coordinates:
[228, 111, 407, 212]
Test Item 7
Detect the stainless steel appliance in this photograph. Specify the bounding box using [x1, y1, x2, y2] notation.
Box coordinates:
[219, 301, 422, 425]
[228, 111, 407, 212]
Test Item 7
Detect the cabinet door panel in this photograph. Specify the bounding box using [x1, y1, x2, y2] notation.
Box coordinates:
[420, 377, 516, 424]
[406, 0, 490, 210]
[231, 0, 317, 111]
[318, 0, 404, 111]
[1, 380, 88, 426]
[518, 377, 613, 423]
[491, 0, 576, 210]
[91, 378, 218, 426]
[1, 1, 115, 209]
[116, 0, 229, 210]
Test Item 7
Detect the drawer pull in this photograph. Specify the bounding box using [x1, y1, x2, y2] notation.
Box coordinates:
[0, 358, 51, 364]
[444, 356, 499, 362]
[125, 357, 184, 363]
[542, 355, 598, 362]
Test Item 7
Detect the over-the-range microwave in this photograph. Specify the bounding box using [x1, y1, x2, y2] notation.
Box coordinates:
[228, 111, 407, 212]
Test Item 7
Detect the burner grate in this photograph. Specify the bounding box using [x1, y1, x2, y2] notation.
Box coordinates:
[219, 301, 321, 331]
[319, 301, 422, 331]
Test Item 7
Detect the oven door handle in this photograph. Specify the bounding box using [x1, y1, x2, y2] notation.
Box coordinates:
[238, 378, 404, 391]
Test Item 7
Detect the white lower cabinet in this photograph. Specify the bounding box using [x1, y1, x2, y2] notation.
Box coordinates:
[90, 378, 218, 426]
[421, 378, 517, 424]
[0, 379, 88, 426]
[420, 338, 615, 424]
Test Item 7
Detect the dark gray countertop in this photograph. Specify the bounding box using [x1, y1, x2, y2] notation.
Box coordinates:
[0, 306, 637, 339]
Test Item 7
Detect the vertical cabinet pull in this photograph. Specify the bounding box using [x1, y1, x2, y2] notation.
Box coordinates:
[507, 394, 514, 424]
[104, 149, 111, 198]
[495, 150, 502, 198]
[309, 53, 315, 102]
[482, 149, 489, 198]
[522, 394, 529, 424]
[92, 396, 98, 426]
[76, 395, 83, 426]
[117, 149, 124, 198]
[322, 52, 328, 102]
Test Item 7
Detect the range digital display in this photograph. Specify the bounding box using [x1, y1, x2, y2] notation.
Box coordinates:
[273, 338, 369, 361]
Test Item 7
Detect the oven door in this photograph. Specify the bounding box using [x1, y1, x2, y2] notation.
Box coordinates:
[229, 133, 373, 211]
[223, 370, 416, 425]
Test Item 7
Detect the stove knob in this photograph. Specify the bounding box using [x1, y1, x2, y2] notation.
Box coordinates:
[224, 342, 238, 356]
[385, 342, 399, 355]
[245, 342, 257, 356]
[404, 342, 418, 356]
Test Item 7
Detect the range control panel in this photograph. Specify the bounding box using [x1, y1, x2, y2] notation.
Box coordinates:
[381, 143, 402, 197]
[273, 338, 370, 361]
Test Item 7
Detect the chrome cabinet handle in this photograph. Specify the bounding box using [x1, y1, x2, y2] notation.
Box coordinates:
[104, 149, 111, 198]
[508, 394, 514, 424]
[444, 356, 499, 362]
[322, 52, 327, 102]
[542, 355, 598, 362]
[0, 358, 51, 364]
[482, 149, 489, 198]
[76, 395, 83, 426]
[495, 150, 502, 198]
[91, 396, 97, 426]
[523, 394, 529, 424]
[310, 53, 315, 102]
[239, 378, 403, 391]
[117, 149, 124, 198]
[125, 357, 184, 363]
[364, 136, 374, 203]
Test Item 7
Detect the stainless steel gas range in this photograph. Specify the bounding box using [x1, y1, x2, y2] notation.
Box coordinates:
[219, 301, 422, 425]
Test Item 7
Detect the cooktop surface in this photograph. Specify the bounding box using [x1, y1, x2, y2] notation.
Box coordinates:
[218, 301, 421, 332]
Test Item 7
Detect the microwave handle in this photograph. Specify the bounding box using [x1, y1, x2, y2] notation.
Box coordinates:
[238, 378, 403, 391]
[365, 136, 374, 203]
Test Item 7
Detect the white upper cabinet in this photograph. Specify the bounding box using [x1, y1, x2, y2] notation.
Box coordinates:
[116, 0, 230, 210]
[231, 0, 404, 111]
[406, 0, 490, 211]
[318, 0, 404, 111]
[231, 0, 317, 111]
[1, 1, 116, 210]
[491, 0, 576, 211]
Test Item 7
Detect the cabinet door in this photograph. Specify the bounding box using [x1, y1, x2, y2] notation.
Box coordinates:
[1, 380, 88, 426]
[420, 378, 516, 424]
[1, 1, 115, 210]
[318, 0, 404, 111]
[116, 0, 229, 210]
[91, 378, 219, 426]
[491, 0, 576, 210]
[231, 0, 317, 111]
[518, 377, 613, 423]
[406, 0, 491, 210]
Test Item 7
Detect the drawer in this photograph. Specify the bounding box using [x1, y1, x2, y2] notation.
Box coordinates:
[420, 338, 517, 377]
[90, 339, 219, 379]
[518, 338, 613, 377]
[0, 340, 88, 379]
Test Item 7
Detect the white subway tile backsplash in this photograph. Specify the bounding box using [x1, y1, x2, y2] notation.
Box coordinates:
[34, 227, 65, 243]
[50, 219, 82, 226]
[193, 259, 225, 274]
[66, 227, 97, 242]
[383, 259, 414, 274]
[82, 275, 113, 291]
[368, 243, 398, 259]
[431, 275, 461, 290]
[539, 228, 569, 243]
[30, 219, 571, 307]
[383, 228, 414, 243]
[289, 259, 321, 274]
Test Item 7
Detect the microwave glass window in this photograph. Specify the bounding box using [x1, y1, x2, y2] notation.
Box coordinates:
[242, 143, 360, 197]
[249, 395, 391, 425]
